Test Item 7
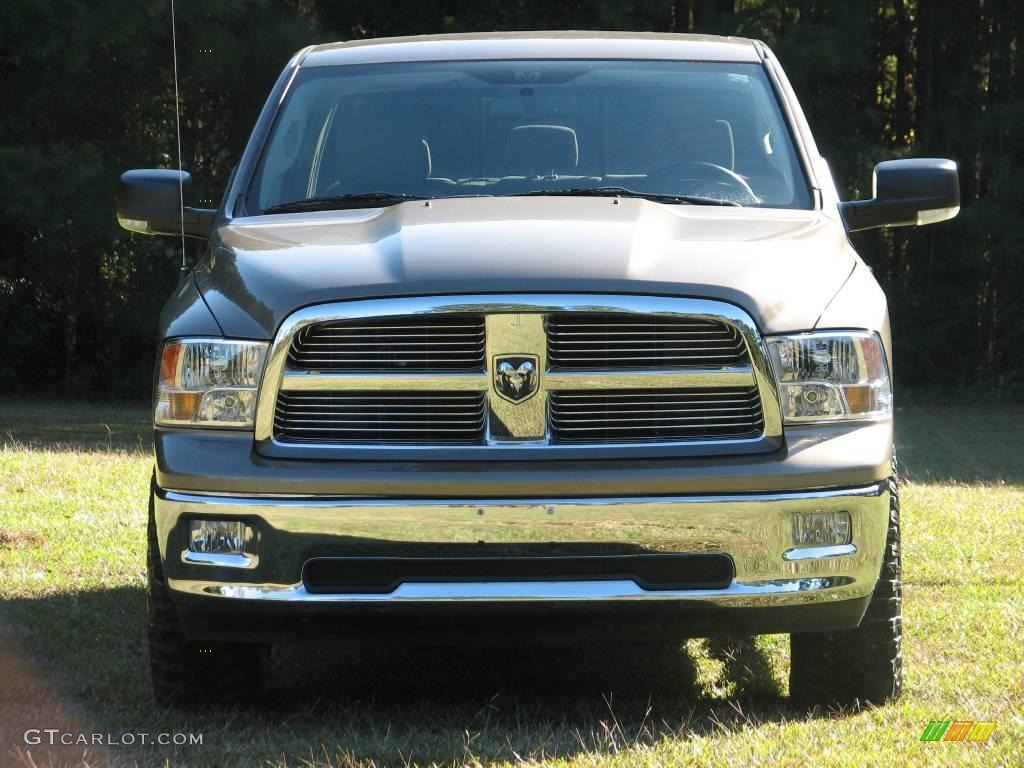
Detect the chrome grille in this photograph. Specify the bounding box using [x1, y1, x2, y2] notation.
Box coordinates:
[289, 315, 485, 371]
[546, 313, 746, 369]
[258, 295, 782, 456]
[550, 387, 764, 443]
[274, 391, 487, 444]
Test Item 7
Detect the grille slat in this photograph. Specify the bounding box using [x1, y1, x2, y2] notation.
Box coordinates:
[291, 358, 485, 364]
[551, 339, 740, 346]
[549, 322, 725, 329]
[305, 324, 484, 331]
[556, 407, 757, 416]
[557, 416, 758, 427]
[548, 356, 741, 364]
[299, 342, 485, 348]
[275, 391, 486, 444]
[547, 313, 747, 370]
[550, 331, 737, 337]
[289, 315, 485, 372]
[281, 406, 482, 413]
[550, 387, 763, 443]
[548, 391, 749, 403]
[281, 426, 484, 433]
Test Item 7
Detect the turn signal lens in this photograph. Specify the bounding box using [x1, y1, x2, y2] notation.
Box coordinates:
[160, 391, 202, 421]
[156, 339, 268, 427]
[766, 332, 892, 423]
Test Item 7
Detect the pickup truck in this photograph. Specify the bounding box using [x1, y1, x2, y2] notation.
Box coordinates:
[117, 32, 959, 708]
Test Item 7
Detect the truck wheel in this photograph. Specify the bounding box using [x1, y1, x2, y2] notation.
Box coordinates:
[789, 462, 903, 709]
[147, 483, 269, 707]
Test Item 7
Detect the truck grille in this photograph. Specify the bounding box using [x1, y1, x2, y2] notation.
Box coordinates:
[550, 387, 764, 443]
[546, 313, 746, 369]
[289, 315, 485, 371]
[260, 296, 780, 456]
[274, 391, 487, 444]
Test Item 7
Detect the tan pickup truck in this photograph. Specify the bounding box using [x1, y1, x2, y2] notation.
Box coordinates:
[117, 32, 959, 708]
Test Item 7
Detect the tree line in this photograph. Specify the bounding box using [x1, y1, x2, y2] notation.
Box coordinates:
[0, 0, 1019, 399]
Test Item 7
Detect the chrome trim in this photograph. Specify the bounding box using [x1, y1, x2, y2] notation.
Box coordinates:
[486, 313, 547, 440]
[783, 544, 858, 561]
[280, 371, 488, 391]
[163, 482, 883, 506]
[157, 482, 888, 607]
[182, 551, 257, 568]
[254, 294, 783, 458]
[172, 577, 855, 603]
[543, 367, 754, 390]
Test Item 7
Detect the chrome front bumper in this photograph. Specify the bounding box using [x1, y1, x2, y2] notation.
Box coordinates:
[155, 483, 889, 613]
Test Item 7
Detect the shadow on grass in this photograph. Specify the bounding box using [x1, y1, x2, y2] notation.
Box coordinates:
[705, 635, 783, 700]
[895, 404, 1024, 485]
[0, 399, 152, 453]
[0, 586, 808, 766]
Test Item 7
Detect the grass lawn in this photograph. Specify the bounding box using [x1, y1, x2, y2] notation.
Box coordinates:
[0, 400, 1021, 767]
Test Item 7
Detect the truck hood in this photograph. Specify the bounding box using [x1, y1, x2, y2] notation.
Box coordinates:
[195, 196, 856, 339]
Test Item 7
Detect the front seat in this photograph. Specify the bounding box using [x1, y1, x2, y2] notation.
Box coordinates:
[658, 117, 736, 171]
[316, 115, 432, 196]
[505, 124, 581, 178]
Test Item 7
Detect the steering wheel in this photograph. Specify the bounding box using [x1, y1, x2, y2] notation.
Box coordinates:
[645, 161, 759, 204]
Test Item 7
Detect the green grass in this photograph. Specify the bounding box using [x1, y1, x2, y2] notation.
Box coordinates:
[0, 400, 1021, 767]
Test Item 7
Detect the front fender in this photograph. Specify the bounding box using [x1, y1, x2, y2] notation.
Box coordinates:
[159, 274, 223, 339]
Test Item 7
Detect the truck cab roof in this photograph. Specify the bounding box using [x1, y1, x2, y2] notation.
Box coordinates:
[301, 31, 762, 67]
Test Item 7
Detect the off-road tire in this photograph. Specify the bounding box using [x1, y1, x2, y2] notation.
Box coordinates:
[147, 481, 270, 707]
[789, 461, 903, 709]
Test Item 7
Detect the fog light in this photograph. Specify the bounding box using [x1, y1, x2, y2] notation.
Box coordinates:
[189, 519, 249, 554]
[791, 511, 851, 547]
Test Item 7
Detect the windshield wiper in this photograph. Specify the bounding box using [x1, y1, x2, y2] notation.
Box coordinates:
[508, 187, 742, 207]
[262, 192, 427, 214]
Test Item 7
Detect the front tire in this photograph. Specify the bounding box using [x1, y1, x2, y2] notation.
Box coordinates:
[147, 481, 269, 707]
[789, 464, 903, 709]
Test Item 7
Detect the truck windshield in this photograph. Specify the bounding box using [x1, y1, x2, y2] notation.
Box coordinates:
[248, 59, 811, 213]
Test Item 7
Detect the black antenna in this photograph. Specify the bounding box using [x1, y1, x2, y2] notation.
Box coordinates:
[170, 0, 187, 273]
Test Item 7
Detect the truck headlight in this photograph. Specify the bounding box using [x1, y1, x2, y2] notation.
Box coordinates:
[156, 339, 268, 428]
[766, 331, 891, 423]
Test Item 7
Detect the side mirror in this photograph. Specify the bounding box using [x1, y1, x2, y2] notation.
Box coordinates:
[840, 158, 959, 233]
[117, 169, 216, 238]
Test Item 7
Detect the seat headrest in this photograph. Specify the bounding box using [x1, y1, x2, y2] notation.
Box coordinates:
[506, 125, 579, 176]
[663, 118, 735, 170]
[319, 117, 430, 192]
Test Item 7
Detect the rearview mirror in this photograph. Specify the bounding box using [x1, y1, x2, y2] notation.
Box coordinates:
[117, 169, 216, 238]
[840, 158, 959, 233]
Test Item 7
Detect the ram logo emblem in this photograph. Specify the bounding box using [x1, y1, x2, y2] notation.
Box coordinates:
[493, 355, 539, 403]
